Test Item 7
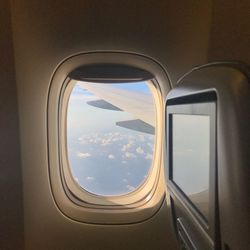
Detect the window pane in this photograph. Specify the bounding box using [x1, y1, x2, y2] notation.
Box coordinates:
[67, 81, 156, 196]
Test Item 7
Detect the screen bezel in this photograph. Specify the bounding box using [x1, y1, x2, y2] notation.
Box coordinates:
[166, 91, 217, 239]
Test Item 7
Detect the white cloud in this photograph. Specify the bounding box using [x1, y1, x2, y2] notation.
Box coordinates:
[108, 154, 115, 159]
[126, 185, 135, 191]
[122, 178, 128, 183]
[136, 147, 144, 154]
[121, 141, 134, 152]
[92, 133, 99, 138]
[78, 137, 88, 144]
[145, 153, 153, 160]
[101, 138, 112, 146]
[77, 152, 91, 159]
[86, 176, 95, 181]
[128, 139, 134, 144]
[94, 138, 102, 143]
[122, 160, 127, 164]
[124, 152, 136, 158]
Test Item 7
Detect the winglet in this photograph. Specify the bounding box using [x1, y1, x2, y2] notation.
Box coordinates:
[87, 100, 123, 111]
[116, 119, 155, 134]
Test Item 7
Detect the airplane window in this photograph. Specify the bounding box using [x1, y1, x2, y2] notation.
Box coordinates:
[66, 81, 156, 196]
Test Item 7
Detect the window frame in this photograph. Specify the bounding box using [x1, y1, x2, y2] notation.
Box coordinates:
[47, 52, 171, 223]
[61, 79, 160, 206]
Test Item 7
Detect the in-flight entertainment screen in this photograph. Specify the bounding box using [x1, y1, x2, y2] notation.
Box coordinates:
[171, 114, 210, 220]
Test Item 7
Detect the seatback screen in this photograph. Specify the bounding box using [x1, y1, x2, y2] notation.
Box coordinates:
[171, 114, 210, 220]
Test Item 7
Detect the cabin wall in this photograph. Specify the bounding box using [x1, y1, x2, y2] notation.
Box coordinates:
[10, 1, 211, 249]
[0, 0, 23, 249]
[208, 0, 250, 64]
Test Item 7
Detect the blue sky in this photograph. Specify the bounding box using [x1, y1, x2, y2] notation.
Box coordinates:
[71, 81, 151, 96]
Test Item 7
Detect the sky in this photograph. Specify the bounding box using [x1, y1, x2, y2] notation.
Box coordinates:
[67, 81, 155, 196]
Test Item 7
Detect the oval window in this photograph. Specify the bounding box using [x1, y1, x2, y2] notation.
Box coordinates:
[66, 81, 157, 196]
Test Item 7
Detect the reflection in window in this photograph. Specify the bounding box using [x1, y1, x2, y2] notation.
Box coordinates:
[67, 81, 156, 196]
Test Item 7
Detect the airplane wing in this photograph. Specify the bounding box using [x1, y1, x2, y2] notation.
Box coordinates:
[77, 82, 156, 134]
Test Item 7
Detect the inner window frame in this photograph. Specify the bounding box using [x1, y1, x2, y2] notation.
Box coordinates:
[60, 78, 162, 207]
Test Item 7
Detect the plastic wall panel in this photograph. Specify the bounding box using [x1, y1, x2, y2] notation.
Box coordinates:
[0, 0, 23, 249]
